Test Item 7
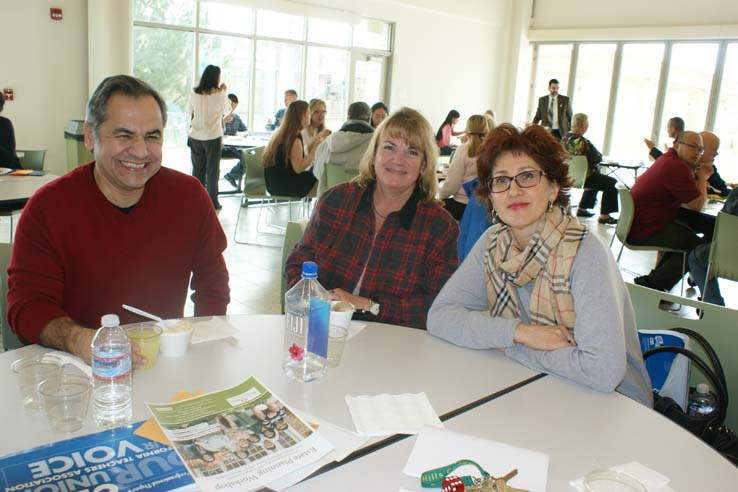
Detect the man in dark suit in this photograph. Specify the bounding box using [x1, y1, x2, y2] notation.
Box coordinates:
[532, 78, 572, 140]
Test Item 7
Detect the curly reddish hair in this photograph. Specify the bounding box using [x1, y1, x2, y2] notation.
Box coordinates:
[475, 123, 572, 215]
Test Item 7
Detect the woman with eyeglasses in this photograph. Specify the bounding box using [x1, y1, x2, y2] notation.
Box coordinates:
[428, 124, 652, 406]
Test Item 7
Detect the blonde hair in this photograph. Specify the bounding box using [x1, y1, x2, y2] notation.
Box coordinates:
[465, 114, 488, 158]
[572, 113, 588, 134]
[307, 98, 326, 132]
[355, 107, 439, 203]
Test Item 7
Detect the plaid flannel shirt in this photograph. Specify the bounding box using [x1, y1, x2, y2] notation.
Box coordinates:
[286, 182, 459, 329]
[224, 113, 247, 136]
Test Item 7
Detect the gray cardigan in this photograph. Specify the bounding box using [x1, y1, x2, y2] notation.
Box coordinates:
[428, 229, 653, 407]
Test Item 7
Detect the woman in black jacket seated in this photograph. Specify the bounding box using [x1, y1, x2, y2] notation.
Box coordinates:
[263, 100, 330, 198]
[0, 97, 21, 169]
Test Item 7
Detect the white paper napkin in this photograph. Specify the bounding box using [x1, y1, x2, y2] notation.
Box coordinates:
[570, 461, 672, 492]
[188, 317, 238, 344]
[345, 392, 444, 436]
[403, 427, 548, 492]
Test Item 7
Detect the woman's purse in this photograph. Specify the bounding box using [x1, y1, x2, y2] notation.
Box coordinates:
[643, 327, 738, 465]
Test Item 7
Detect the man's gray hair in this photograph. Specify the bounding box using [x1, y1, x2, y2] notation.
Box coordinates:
[347, 101, 371, 122]
[86, 75, 167, 137]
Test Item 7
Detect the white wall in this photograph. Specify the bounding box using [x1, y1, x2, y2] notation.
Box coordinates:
[1, 0, 89, 176]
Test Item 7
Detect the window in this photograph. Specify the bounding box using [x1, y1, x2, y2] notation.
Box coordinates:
[572, 44, 616, 149]
[713, 43, 738, 183]
[256, 10, 304, 41]
[133, 26, 194, 147]
[199, 1, 253, 35]
[133, 0, 195, 26]
[308, 18, 351, 47]
[610, 44, 664, 161]
[133, 0, 392, 149]
[530, 44, 572, 121]
[198, 33, 252, 125]
[254, 41, 304, 129]
[306, 47, 350, 129]
[661, 43, 719, 136]
[352, 19, 391, 51]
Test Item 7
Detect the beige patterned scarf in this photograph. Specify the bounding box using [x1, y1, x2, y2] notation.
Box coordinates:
[484, 207, 587, 328]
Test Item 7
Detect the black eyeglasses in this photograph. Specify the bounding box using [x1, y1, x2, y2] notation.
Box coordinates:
[489, 170, 547, 193]
[678, 140, 705, 153]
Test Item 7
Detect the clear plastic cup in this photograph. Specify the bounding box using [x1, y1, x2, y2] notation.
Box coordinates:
[11, 354, 63, 411]
[327, 325, 348, 368]
[126, 323, 162, 370]
[583, 470, 647, 492]
[38, 374, 92, 433]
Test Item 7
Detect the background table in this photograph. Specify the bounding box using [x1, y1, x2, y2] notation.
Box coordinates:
[0, 315, 539, 457]
[291, 376, 738, 491]
[0, 174, 58, 209]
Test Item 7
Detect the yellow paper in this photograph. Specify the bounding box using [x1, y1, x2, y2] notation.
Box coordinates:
[134, 390, 204, 445]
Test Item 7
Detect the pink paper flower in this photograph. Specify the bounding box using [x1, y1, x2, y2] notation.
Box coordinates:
[289, 343, 304, 361]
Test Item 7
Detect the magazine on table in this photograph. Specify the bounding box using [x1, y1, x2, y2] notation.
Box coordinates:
[0, 424, 196, 492]
[146, 376, 333, 492]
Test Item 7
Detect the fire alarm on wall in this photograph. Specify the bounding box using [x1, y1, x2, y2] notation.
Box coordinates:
[2, 89, 13, 101]
[50, 8, 63, 20]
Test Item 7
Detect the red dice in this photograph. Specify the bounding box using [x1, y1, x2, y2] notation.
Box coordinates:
[441, 475, 465, 492]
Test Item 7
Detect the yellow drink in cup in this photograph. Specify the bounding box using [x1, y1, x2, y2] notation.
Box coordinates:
[126, 324, 162, 370]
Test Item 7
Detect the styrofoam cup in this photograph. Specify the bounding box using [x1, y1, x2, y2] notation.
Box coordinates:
[158, 320, 194, 357]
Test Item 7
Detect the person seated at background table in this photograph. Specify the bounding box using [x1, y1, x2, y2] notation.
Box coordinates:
[263, 100, 329, 198]
[286, 107, 459, 329]
[630, 131, 715, 293]
[435, 109, 463, 156]
[562, 113, 619, 224]
[222, 93, 249, 190]
[266, 89, 297, 131]
[483, 109, 497, 132]
[0, 96, 21, 169]
[644, 116, 683, 161]
[6, 75, 230, 365]
[688, 187, 738, 306]
[438, 114, 488, 221]
[312, 101, 375, 196]
[301, 98, 330, 149]
[427, 124, 653, 407]
[370, 102, 389, 129]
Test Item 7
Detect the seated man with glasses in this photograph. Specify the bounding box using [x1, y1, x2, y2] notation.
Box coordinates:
[629, 130, 715, 293]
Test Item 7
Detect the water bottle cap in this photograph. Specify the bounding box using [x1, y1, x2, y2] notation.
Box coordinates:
[101, 314, 120, 327]
[696, 383, 710, 394]
[302, 261, 318, 279]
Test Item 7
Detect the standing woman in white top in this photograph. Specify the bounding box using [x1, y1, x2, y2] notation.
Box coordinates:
[186, 65, 231, 210]
[439, 114, 489, 220]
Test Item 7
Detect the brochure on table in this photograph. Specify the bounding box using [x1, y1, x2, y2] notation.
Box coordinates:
[0, 424, 196, 492]
[146, 376, 332, 492]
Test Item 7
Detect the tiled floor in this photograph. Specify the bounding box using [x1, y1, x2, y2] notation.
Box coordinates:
[2, 155, 735, 327]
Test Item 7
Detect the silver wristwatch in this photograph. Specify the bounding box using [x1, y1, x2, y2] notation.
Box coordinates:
[367, 297, 380, 316]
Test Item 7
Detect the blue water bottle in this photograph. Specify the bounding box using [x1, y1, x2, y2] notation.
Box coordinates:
[283, 261, 331, 382]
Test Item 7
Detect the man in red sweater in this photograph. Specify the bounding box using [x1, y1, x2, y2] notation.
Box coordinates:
[7, 75, 230, 365]
[629, 130, 713, 292]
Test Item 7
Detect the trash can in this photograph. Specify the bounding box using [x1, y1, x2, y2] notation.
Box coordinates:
[64, 120, 93, 171]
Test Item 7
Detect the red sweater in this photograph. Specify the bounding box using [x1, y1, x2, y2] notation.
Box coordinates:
[7, 163, 230, 343]
[629, 149, 701, 240]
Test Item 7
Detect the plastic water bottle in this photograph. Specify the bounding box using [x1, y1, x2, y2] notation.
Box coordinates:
[283, 261, 331, 382]
[91, 314, 133, 428]
[687, 383, 718, 417]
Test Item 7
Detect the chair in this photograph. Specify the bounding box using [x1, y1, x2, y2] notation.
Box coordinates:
[280, 220, 309, 313]
[16, 149, 46, 171]
[611, 187, 686, 293]
[626, 283, 738, 430]
[325, 163, 359, 189]
[1, 242, 25, 351]
[233, 147, 308, 246]
[567, 155, 588, 189]
[703, 212, 738, 296]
